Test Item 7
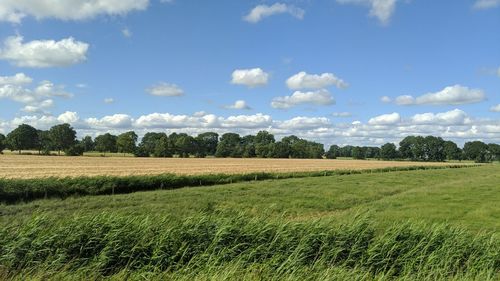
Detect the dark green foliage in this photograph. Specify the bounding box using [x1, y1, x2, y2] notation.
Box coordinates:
[380, 143, 398, 160]
[326, 144, 340, 159]
[140, 132, 167, 156]
[0, 133, 6, 154]
[463, 141, 489, 163]
[215, 133, 242, 158]
[64, 142, 85, 156]
[444, 140, 462, 161]
[116, 131, 138, 155]
[352, 146, 367, 160]
[153, 135, 173, 157]
[94, 133, 118, 155]
[81, 136, 95, 152]
[489, 143, 500, 162]
[195, 132, 219, 157]
[6, 124, 38, 153]
[0, 213, 497, 279]
[0, 165, 475, 204]
[49, 123, 77, 155]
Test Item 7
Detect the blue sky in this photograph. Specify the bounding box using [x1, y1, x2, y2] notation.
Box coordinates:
[0, 0, 499, 146]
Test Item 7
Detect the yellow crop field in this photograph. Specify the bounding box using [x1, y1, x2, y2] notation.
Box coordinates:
[0, 154, 457, 179]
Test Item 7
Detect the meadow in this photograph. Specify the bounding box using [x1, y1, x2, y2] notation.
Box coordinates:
[0, 164, 498, 280]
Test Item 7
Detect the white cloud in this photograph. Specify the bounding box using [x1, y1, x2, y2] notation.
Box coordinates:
[411, 109, 470, 126]
[1, 110, 500, 147]
[224, 100, 251, 110]
[221, 114, 272, 129]
[332, 112, 352, 117]
[277, 117, 331, 130]
[394, 85, 486, 106]
[104, 98, 114, 104]
[86, 114, 133, 128]
[368, 112, 400, 125]
[146, 82, 184, 97]
[271, 89, 335, 109]
[0, 75, 72, 111]
[231, 68, 269, 87]
[380, 96, 392, 103]
[473, 0, 500, 9]
[21, 99, 53, 113]
[337, 0, 398, 25]
[490, 104, 500, 112]
[286, 71, 348, 90]
[122, 28, 132, 38]
[0, 36, 89, 68]
[57, 111, 80, 124]
[0, 0, 149, 23]
[243, 3, 305, 23]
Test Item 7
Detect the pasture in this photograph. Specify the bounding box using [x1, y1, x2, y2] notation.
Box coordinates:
[0, 164, 499, 280]
[0, 154, 456, 179]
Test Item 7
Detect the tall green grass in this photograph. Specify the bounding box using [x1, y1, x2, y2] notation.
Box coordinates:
[0, 164, 476, 203]
[0, 213, 498, 280]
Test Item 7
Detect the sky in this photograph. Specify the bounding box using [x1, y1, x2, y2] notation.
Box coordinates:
[0, 0, 499, 147]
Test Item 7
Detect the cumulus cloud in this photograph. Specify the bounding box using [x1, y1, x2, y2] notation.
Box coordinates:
[277, 117, 331, 130]
[231, 68, 269, 87]
[86, 114, 133, 128]
[0, 0, 149, 23]
[243, 3, 304, 23]
[146, 82, 184, 97]
[337, 0, 398, 25]
[394, 85, 486, 106]
[0, 73, 32, 85]
[286, 71, 348, 90]
[0, 74, 72, 112]
[0, 36, 89, 68]
[473, 0, 500, 9]
[368, 112, 400, 125]
[271, 89, 335, 109]
[224, 100, 251, 110]
[490, 104, 500, 112]
[1, 110, 500, 147]
[411, 109, 470, 126]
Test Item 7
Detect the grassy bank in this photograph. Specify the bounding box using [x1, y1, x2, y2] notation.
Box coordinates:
[0, 213, 498, 280]
[0, 164, 475, 203]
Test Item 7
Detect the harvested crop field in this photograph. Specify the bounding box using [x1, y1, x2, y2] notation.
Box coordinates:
[0, 155, 458, 179]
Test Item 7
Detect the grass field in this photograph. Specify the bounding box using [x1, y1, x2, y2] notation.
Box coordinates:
[0, 154, 458, 179]
[0, 165, 498, 280]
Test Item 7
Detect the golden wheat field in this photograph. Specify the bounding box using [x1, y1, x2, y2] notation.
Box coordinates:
[0, 154, 459, 179]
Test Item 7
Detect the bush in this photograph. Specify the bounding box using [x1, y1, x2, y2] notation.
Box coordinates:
[64, 144, 84, 156]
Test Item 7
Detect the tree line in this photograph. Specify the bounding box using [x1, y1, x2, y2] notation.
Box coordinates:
[0, 123, 499, 163]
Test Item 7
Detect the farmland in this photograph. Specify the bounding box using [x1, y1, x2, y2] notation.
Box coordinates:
[0, 164, 499, 280]
[0, 154, 458, 179]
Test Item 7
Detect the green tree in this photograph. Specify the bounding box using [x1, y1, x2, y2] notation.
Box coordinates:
[49, 123, 77, 155]
[153, 135, 173, 157]
[6, 124, 38, 154]
[175, 134, 197, 158]
[116, 131, 138, 155]
[269, 141, 290, 158]
[254, 131, 275, 158]
[36, 130, 52, 155]
[65, 141, 85, 156]
[380, 143, 398, 160]
[140, 132, 167, 156]
[81, 136, 95, 152]
[94, 133, 117, 156]
[352, 146, 366, 160]
[443, 140, 461, 161]
[487, 143, 500, 162]
[215, 133, 241, 158]
[0, 133, 5, 154]
[326, 145, 340, 159]
[196, 132, 219, 157]
[463, 141, 489, 163]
